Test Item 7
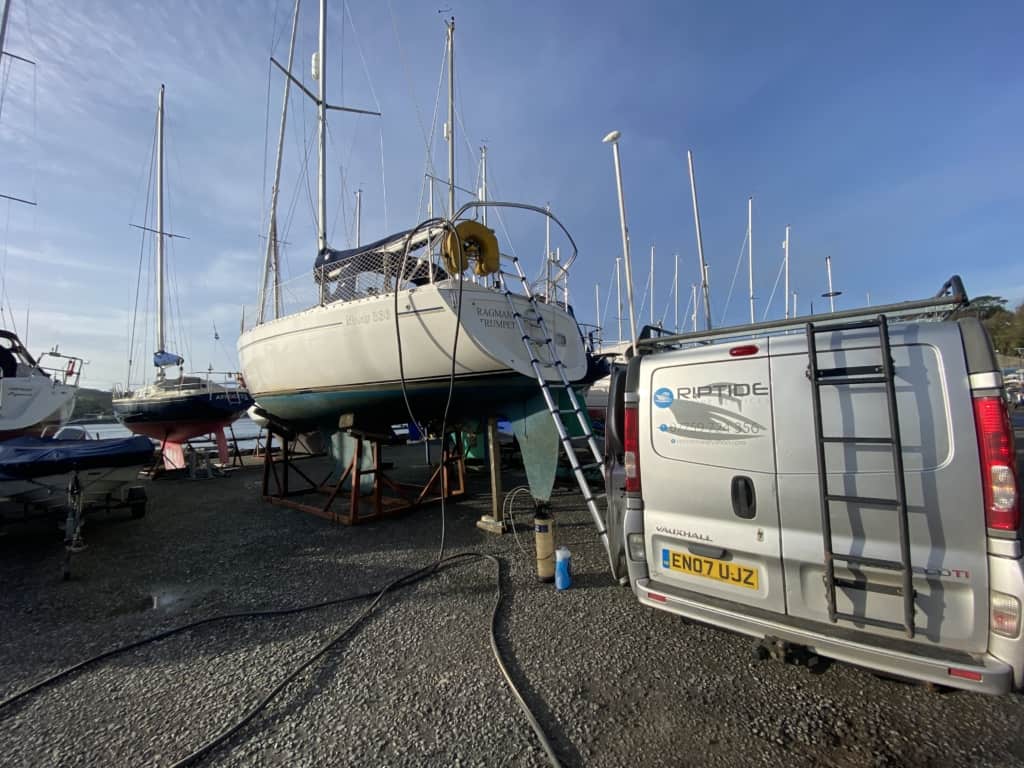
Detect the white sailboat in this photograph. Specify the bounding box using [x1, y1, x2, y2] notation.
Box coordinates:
[239, 8, 588, 439]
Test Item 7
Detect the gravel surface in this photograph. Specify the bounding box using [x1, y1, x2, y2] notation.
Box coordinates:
[2, 451, 1024, 767]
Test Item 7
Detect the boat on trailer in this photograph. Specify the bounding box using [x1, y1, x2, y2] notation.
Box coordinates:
[112, 85, 252, 468]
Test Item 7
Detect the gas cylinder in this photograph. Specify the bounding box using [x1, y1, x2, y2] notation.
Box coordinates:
[534, 507, 555, 582]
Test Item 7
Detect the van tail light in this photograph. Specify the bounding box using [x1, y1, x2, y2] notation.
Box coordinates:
[972, 396, 1020, 532]
[624, 404, 641, 494]
[991, 592, 1021, 638]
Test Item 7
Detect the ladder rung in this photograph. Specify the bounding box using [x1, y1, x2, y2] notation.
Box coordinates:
[833, 577, 904, 597]
[811, 319, 882, 334]
[577, 462, 601, 472]
[821, 436, 894, 445]
[817, 365, 884, 378]
[831, 553, 905, 571]
[831, 612, 909, 633]
[825, 493, 900, 508]
[816, 375, 887, 386]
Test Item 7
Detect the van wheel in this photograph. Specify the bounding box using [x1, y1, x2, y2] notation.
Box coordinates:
[130, 502, 147, 520]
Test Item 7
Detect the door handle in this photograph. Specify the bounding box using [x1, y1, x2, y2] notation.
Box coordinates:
[731, 476, 757, 519]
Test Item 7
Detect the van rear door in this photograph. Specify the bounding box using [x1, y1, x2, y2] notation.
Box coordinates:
[642, 342, 785, 611]
[770, 323, 989, 652]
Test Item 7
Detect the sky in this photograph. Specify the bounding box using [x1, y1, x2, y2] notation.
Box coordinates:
[1, 0, 1022, 389]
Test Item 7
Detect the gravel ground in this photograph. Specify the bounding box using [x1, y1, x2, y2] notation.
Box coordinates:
[2, 450, 1024, 767]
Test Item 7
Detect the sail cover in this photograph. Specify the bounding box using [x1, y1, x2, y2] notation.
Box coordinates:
[154, 351, 184, 368]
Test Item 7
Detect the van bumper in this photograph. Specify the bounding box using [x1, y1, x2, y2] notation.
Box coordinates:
[635, 578, 1015, 695]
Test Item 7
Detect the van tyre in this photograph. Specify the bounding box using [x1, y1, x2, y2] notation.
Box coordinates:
[130, 502, 147, 520]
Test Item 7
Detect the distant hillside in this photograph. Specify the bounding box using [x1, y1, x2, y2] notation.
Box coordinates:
[71, 388, 114, 420]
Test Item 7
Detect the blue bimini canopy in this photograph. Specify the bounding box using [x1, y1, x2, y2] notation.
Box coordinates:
[154, 351, 185, 368]
[0, 436, 155, 481]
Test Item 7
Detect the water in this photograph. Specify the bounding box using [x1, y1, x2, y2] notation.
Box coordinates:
[77, 416, 264, 449]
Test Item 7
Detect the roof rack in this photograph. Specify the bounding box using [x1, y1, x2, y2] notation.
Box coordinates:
[636, 275, 968, 352]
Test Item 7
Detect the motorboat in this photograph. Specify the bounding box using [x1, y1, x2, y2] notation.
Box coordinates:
[0, 329, 84, 440]
[0, 432, 153, 517]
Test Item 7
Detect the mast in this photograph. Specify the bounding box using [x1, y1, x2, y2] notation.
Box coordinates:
[747, 196, 754, 324]
[783, 225, 790, 319]
[445, 17, 455, 220]
[0, 0, 11, 66]
[824, 255, 840, 312]
[687, 150, 712, 329]
[156, 84, 166, 355]
[258, 0, 300, 324]
[692, 284, 698, 332]
[615, 256, 622, 342]
[603, 130, 638, 350]
[479, 144, 487, 226]
[316, 0, 327, 254]
[355, 188, 362, 247]
[673, 252, 679, 331]
[544, 203, 551, 298]
[594, 283, 600, 349]
[649, 244, 655, 326]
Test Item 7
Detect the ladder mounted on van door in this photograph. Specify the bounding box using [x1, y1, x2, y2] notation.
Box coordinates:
[502, 256, 615, 575]
[807, 314, 916, 639]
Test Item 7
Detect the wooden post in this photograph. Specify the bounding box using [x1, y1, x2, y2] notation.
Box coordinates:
[476, 417, 506, 534]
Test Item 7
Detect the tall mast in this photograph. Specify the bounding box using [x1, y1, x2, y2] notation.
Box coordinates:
[691, 284, 697, 331]
[258, 0, 300, 325]
[156, 84, 166, 355]
[783, 225, 790, 319]
[479, 144, 487, 226]
[687, 150, 712, 329]
[673, 252, 678, 331]
[747, 196, 755, 324]
[316, 0, 327, 253]
[445, 17, 455, 220]
[0, 0, 11, 66]
[825, 255, 838, 313]
[594, 283, 600, 348]
[649, 244, 655, 325]
[544, 203, 551, 298]
[615, 256, 622, 342]
[603, 130, 638, 350]
[355, 188, 362, 247]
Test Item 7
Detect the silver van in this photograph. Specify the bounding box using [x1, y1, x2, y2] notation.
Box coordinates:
[603, 278, 1023, 693]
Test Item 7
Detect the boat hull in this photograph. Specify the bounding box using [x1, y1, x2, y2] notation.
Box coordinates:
[0, 435, 154, 515]
[112, 390, 252, 443]
[238, 281, 587, 431]
[0, 378, 76, 441]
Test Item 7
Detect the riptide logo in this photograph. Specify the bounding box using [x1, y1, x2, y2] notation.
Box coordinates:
[653, 387, 674, 408]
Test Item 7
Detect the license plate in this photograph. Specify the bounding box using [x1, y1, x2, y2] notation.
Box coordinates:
[661, 548, 759, 590]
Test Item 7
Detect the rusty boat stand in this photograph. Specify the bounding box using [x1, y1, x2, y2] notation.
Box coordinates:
[260, 420, 465, 525]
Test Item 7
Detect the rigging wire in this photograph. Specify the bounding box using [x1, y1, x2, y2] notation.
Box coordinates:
[719, 230, 749, 327]
[126, 115, 159, 388]
[761, 254, 787, 322]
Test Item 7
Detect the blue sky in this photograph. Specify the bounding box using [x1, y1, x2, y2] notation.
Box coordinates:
[1, 0, 1021, 388]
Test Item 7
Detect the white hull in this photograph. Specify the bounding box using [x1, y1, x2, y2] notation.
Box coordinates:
[0, 464, 143, 516]
[238, 280, 586, 425]
[0, 375, 76, 438]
